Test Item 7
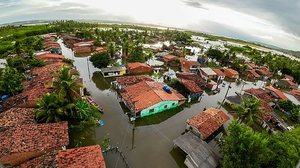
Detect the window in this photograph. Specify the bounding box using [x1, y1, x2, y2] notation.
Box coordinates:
[149, 109, 154, 113]
[172, 103, 176, 106]
[164, 105, 168, 108]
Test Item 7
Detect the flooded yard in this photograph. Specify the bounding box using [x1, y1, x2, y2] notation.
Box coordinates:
[58, 39, 264, 168]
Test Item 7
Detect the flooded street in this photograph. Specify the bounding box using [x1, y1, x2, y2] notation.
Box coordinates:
[58, 39, 264, 168]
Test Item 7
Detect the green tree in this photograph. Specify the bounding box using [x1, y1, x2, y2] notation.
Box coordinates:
[35, 92, 75, 123]
[74, 99, 100, 121]
[0, 66, 24, 95]
[54, 66, 82, 102]
[107, 42, 116, 58]
[89, 52, 110, 69]
[232, 97, 262, 126]
[221, 121, 272, 168]
[130, 43, 144, 62]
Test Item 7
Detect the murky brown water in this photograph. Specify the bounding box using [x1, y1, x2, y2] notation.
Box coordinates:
[58, 39, 264, 168]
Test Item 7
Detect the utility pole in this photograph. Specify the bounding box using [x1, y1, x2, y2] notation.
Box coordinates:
[87, 57, 91, 80]
[219, 82, 231, 109]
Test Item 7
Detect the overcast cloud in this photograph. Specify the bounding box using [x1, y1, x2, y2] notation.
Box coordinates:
[0, 0, 299, 50]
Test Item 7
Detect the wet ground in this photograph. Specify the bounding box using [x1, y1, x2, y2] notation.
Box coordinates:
[58, 39, 264, 168]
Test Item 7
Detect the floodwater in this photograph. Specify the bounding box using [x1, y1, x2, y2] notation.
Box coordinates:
[58, 39, 264, 168]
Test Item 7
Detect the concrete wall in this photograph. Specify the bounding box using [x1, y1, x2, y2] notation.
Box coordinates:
[140, 100, 178, 117]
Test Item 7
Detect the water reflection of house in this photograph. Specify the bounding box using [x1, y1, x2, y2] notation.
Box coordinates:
[186, 108, 229, 140]
[120, 81, 185, 118]
[173, 132, 220, 168]
[100, 67, 126, 78]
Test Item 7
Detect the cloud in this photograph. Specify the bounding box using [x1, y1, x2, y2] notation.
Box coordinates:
[0, 0, 299, 50]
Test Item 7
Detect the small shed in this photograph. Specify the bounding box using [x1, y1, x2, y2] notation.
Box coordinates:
[100, 67, 126, 77]
[173, 132, 220, 168]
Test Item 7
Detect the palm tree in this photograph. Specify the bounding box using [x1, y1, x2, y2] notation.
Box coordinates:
[75, 99, 100, 121]
[233, 97, 262, 126]
[54, 66, 82, 102]
[35, 92, 75, 123]
[107, 42, 116, 58]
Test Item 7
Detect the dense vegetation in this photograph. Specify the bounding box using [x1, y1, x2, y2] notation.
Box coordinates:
[89, 52, 110, 69]
[222, 121, 300, 168]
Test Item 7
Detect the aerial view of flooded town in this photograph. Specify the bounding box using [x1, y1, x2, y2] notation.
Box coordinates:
[0, 1, 300, 168]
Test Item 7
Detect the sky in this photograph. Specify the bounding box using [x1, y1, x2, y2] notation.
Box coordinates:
[0, 0, 300, 51]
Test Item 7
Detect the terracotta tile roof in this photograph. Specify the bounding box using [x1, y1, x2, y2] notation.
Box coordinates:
[127, 62, 153, 74]
[244, 88, 273, 103]
[121, 81, 185, 112]
[163, 54, 177, 62]
[116, 75, 154, 89]
[176, 72, 206, 86]
[212, 69, 225, 77]
[284, 74, 294, 81]
[289, 89, 300, 101]
[181, 60, 200, 72]
[244, 88, 274, 121]
[246, 70, 260, 78]
[224, 68, 239, 76]
[18, 150, 58, 168]
[178, 79, 202, 93]
[0, 108, 35, 128]
[36, 53, 64, 60]
[0, 122, 69, 159]
[187, 108, 229, 139]
[3, 63, 65, 109]
[95, 47, 107, 53]
[265, 86, 288, 100]
[73, 40, 95, 47]
[73, 46, 92, 54]
[57, 145, 106, 168]
[280, 79, 296, 87]
[247, 63, 258, 69]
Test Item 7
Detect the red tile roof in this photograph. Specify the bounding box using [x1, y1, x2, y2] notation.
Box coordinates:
[127, 62, 153, 74]
[17, 150, 58, 168]
[247, 63, 258, 69]
[244, 88, 273, 103]
[224, 68, 239, 77]
[265, 86, 288, 100]
[3, 63, 65, 109]
[246, 70, 260, 78]
[0, 108, 35, 128]
[0, 122, 69, 159]
[163, 54, 177, 62]
[57, 145, 106, 168]
[187, 108, 229, 139]
[121, 81, 185, 112]
[73, 40, 95, 47]
[212, 69, 225, 77]
[116, 75, 154, 89]
[176, 72, 206, 86]
[289, 89, 300, 101]
[280, 79, 296, 87]
[178, 79, 202, 93]
[95, 47, 107, 53]
[73, 46, 92, 54]
[181, 60, 200, 72]
[36, 53, 64, 60]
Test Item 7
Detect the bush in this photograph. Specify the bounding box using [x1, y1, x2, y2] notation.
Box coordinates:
[89, 52, 110, 69]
